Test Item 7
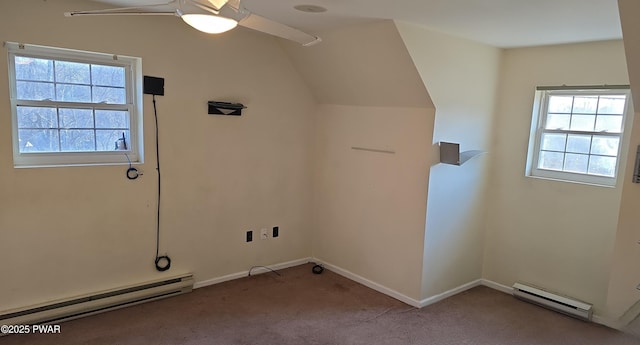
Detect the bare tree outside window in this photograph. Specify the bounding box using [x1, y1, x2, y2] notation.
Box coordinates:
[14, 57, 129, 153]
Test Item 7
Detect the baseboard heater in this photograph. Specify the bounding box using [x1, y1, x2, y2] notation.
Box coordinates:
[0, 274, 194, 326]
[512, 283, 592, 321]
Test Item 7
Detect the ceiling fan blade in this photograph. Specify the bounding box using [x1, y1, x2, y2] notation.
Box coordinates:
[65, 10, 176, 16]
[239, 13, 321, 46]
[65, 0, 321, 46]
[65, 1, 177, 17]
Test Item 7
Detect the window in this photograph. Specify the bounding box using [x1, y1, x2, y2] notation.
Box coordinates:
[526, 86, 631, 187]
[6, 42, 143, 167]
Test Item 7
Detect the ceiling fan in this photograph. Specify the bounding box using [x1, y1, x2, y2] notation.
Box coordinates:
[65, 0, 322, 46]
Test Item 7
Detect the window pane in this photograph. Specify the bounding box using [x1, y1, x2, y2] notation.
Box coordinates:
[597, 96, 626, 115]
[60, 130, 95, 151]
[570, 115, 595, 131]
[573, 96, 598, 114]
[14, 57, 53, 82]
[539, 151, 564, 171]
[545, 114, 570, 130]
[16, 81, 54, 100]
[548, 96, 573, 113]
[95, 110, 129, 128]
[56, 84, 91, 102]
[59, 108, 94, 128]
[530, 90, 628, 184]
[564, 153, 589, 174]
[9, 45, 141, 166]
[541, 133, 566, 151]
[17, 106, 57, 129]
[595, 115, 623, 133]
[93, 86, 126, 104]
[96, 130, 130, 151]
[566, 134, 591, 154]
[588, 156, 616, 177]
[55, 61, 90, 84]
[591, 136, 620, 156]
[91, 65, 125, 87]
[18, 129, 59, 152]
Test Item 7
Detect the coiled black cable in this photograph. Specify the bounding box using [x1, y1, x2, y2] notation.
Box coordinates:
[124, 153, 140, 180]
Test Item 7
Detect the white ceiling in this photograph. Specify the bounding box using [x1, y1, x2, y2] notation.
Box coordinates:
[93, 0, 623, 48]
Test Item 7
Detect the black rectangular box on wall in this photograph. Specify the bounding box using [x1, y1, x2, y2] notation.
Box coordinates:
[144, 76, 165, 96]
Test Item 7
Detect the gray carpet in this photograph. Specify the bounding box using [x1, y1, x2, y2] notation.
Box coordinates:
[1, 263, 638, 344]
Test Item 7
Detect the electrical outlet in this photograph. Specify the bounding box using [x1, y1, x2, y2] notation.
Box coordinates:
[246, 230, 253, 242]
[272, 226, 279, 238]
[260, 228, 269, 240]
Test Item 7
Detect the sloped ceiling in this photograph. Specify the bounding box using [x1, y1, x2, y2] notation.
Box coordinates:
[281, 20, 433, 108]
[92, 0, 622, 48]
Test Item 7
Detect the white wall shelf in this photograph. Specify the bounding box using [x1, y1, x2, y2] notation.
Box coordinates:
[439, 142, 485, 166]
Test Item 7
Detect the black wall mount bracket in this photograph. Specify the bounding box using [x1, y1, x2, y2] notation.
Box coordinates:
[208, 101, 246, 116]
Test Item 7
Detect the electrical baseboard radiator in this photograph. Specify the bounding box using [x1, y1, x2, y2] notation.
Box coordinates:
[0, 274, 194, 326]
[512, 283, 593, 321]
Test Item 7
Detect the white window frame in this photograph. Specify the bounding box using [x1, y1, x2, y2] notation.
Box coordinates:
[525, 86, 632, 187]
[6, 42, 144, 168]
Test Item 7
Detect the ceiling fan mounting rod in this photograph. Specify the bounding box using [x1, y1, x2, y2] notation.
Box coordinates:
[189, 1, 221, 15]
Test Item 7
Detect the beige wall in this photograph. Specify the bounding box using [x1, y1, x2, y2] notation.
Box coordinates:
[604, 0, 640, 321]
[312, 105, 434, 299]
[0, 0, 316, 310]
[396, 22, 501, 299]
[483, 40, 631, 313]
[4, 0, 637, 321]
[284, 21, 434, 300]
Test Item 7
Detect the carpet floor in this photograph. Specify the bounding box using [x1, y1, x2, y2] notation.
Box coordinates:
[1, 263, 638, 345]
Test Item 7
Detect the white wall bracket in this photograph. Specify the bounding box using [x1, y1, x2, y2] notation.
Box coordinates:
[439, 142, 485, 166]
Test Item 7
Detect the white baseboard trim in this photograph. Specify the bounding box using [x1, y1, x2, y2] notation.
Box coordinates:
[193, 257, 312, 289]
[311, 258, 492, 309]
[311, 258, 422, 307]
[480, 279, 513, 294]
[592, 315, 621, 329]
[195, 260, 630, 328]
[619, 299, 640, 329]
[593, 298, 640, 330]
[418, 279, 482, 308]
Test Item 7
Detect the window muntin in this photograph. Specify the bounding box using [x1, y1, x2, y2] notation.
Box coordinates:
[7, 43, 142, 167]
[527, 88, 630, 186]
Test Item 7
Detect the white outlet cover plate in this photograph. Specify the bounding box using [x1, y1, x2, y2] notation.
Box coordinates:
[260, 228, 268, 239]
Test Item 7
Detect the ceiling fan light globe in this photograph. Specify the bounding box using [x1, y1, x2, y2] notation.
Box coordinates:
[181, 14, 237, 34]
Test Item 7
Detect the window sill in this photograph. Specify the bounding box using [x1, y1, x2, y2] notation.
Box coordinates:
[525, 174, 617, 189]
[14, 160, 142, 169]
